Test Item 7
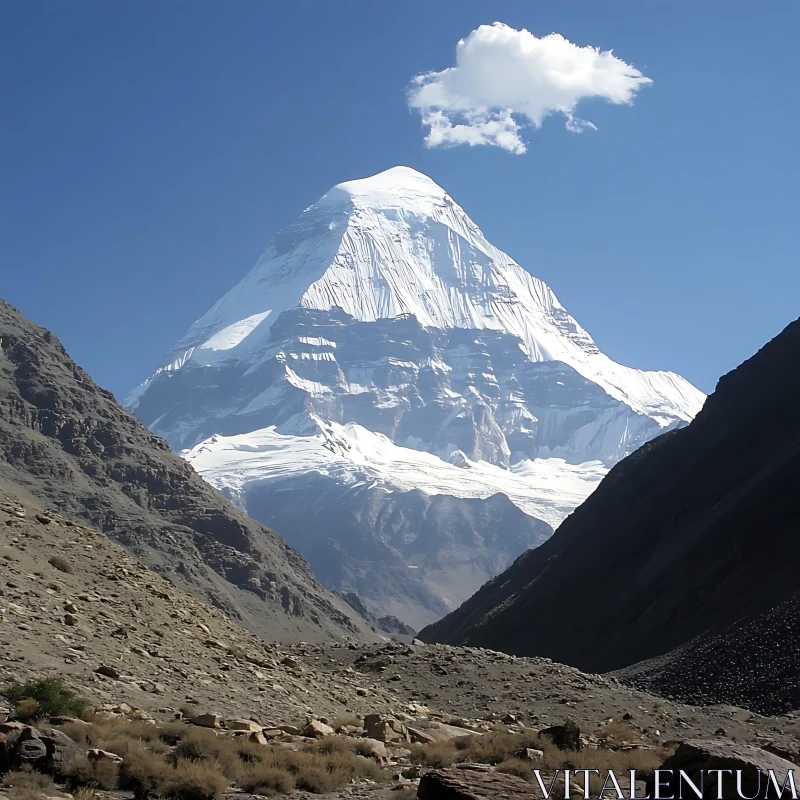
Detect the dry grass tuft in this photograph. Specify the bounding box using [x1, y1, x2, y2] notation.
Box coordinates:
[65, 754, 120, 790]
[1, 768, 58, 800]
[496, 757, 536, 781]
[170, 758, 227, 800]
[410, 729, 669, 777]
[118, 742, 175, 800]
[331, 713, 361, 731]
[237, 761, 295, 794]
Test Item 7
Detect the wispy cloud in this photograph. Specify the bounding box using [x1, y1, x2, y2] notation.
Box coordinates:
[407, 22, 652, 154]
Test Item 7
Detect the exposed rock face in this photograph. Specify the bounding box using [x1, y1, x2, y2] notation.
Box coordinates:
[125, 166, 703, 626]
[421, 319, 800, 714]
[646, 740, 799, 800]
[337, 592, 417, 637]
[247, 476, 552, 629]
[419, 769, 540, 799]
[0, 298, 372, 643]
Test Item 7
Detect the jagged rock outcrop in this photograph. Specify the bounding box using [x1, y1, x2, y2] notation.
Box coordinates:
[421, 319, 800, 713]
[0, 298, 373, 643]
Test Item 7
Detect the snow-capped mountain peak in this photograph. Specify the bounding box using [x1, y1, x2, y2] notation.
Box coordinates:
[127, 166, 702, 425]
[126, 165, 705, 627]
[322, 165, 449, 211]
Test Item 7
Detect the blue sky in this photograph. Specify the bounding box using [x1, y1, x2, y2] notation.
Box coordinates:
[2, 0, 798, 398]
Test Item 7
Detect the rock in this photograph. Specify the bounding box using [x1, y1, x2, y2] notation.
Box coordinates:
[247, 731, 268, 746]
[418, 768, 540, 799]
[278, 724, 302, 735]
[303, 720, 335, 738]
[409, 721, 482, 743]
[402, 765, 423, 779]
[365, 714, 410, 743]
[646, 739, 798, 800]
[189, 713, 222, 729]
[0, 721, 26, 735]
[87, 748, 124, 764]
[407, 727, 436, 744]
[139, 681, 166, 695]
[12, 727, 47, 769]
[539, 720, 581, 751]
[226, 718, 263, 732]
[10, 727, 82, 777]
[41, 728, 84, 777]
[95, 664, 120, 679]
[356, 687, 369, 696]
[48, 717, 88, 727]
[353, 737, 389, 761]
[516, 747, 544, 761]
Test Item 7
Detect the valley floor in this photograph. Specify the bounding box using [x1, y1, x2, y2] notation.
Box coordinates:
[2, 488, 798, 798]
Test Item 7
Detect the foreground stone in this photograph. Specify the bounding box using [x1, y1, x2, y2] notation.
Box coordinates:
[646, 739, 798, 799]
[418, 769, 539, 799]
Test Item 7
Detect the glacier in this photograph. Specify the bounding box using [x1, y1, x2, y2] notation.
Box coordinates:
[126, 166, 705, 627]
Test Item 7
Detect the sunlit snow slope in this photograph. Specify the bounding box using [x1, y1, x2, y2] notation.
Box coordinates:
[126, 166, 705, 627]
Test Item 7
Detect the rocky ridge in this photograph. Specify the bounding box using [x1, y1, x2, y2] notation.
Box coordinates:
[0, 298, 373, 643]
[421, 318, 800, 715]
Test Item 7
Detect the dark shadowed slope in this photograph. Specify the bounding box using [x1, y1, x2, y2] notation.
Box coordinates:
[421, 318, 800, 713]
[0, 298, 374, 643]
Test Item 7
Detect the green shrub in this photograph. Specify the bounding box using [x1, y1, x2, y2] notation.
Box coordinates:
[1, 677, 89, 720]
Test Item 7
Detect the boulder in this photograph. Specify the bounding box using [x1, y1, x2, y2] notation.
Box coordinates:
[303, 720, 335, 738]
[226, 718, 263, 732]
[278, 724, 302, 735]
[95, 665, 120, 680]
[0, 721, 26, 735]
[10, 727, 83, 777]
[87, 748, 124, 764]
[364, 714, 409, 743]
[41, 728, 84, 777]
[48, 716, 88, 727]
[646, 739, 798, 799]
[189, 713, 222, 729]
[539, 721, 581, 751]
[516, 747, 544, 761]
[418, 769, 540, 799]
[352, 737, 388, 761]
[12, 727, 47, 769]
[408, 720, 482, 743]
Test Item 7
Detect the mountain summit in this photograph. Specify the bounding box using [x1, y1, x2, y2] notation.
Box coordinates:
[126, 166, 705, 627]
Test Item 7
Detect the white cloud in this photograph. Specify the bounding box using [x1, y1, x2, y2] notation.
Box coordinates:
[407, 22, 652, 154]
